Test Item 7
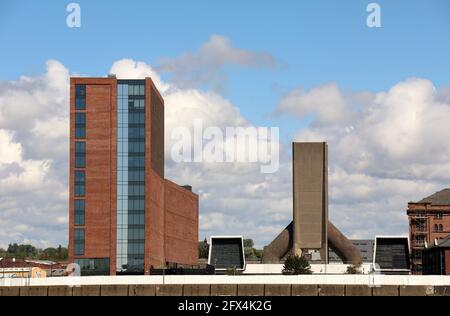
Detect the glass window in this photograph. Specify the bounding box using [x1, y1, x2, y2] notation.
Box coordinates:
[74, 228, 85, 256]
[75, 170, 85, 197]
[75, 85, 86, 110]
[74, 258, 110, 276]
[75, 113, 86, 139]
[75, 141, 86, 168]
[74, 199, 85, 226]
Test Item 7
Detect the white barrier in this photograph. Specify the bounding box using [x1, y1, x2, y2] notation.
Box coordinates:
[1, 274, 450, 287]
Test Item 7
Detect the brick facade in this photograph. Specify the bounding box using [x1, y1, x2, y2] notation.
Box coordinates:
[407, 189, 450, 274]
[69, 77, 198, 275]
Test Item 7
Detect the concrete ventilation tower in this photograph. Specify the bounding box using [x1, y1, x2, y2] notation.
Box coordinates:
[262, 142, 362, 265]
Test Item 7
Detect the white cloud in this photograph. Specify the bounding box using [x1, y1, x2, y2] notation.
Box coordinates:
[278, 78, 450, 239]
[0, 61, 69, 249]
[156, 34, 276, 92]
[2, 45, 448, 251]
[276, 83, 355, 125]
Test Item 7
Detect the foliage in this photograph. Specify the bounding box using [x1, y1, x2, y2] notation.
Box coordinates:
[243, 238, 262, 260]
[346, 264, 361, 274]
[0, 243, 68, 261]
[225, 267, 243, 275]
[282, 255, 312, 275]
[198, 238, 209, 259]
[243, 239, 254, 248]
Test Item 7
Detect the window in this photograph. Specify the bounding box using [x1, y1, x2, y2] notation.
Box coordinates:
[75, 113, 86, 139]
[434, 212, 443, 219]
[74, 199, 85, 226]
[434, 224, 439, 232]
[74, 228, 85, 256]
[439, 224, 444, 232]
[75, 170, 85, 197]
[74, 258, 110, 276]
[75, 142, 86, 168]
[75, 85, 86, 110]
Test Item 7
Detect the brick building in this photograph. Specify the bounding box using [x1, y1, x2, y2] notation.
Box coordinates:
[422, 235, 450, 275]
[69, 76, 199, 275]
[407, 189, 450, 274]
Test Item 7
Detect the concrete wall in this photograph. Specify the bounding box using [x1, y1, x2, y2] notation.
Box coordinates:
[292, 142, 327, 258]
[0, 283, 447, 296]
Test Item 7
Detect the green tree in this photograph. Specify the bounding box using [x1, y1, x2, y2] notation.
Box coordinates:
[198, 238, 209, 259]
[282, 255, 312, 275]
[243, 239, 254, 248]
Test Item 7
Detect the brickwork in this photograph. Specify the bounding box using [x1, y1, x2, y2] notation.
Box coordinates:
[69, 77, 198, 275]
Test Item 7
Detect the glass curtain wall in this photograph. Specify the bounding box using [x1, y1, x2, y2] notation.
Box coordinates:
[117, 80, 146, 274]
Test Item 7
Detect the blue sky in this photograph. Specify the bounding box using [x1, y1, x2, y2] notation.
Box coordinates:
[1, 1, 450, 248]
[1, 0, 449, 137]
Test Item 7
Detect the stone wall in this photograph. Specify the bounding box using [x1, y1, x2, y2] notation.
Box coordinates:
[1, 284, 448, 296]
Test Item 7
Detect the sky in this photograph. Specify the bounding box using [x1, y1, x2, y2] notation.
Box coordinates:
[0, 0, 450, 248]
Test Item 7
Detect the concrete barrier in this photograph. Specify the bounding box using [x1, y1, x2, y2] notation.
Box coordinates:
[19, 286, 48, 296]
[399, 285, 430, 296]
[264, 284, 291, 296]
[0, 286, 20, 296]
[129, 284, 156, 296]
[318, 285, 345, 296]
[292, 284, 318, 296]
[434, 286, 450, 296]
[211, 284, 237, 296]
[48, 286, 73, 296]
[73, 285, 101, 296]
[373, 285, 399, 296]
[101, 285, 129, 296]
[345, 285, 372, 296]
[237, 284, 265, 296]
[156, 284, 183, 296]
[2, 284, 449, 296]
[183, 284, 211, 296]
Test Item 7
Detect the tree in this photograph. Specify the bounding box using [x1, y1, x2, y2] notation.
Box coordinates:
[243, 239, 254, 248]
[198, 238, 209, 259]
[282, 255, 312, 275]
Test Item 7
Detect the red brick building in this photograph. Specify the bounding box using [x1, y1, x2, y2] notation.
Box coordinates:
[422, 236, 450, 275]
[69, 77, 198, 275]
[407, 189, 450, 274]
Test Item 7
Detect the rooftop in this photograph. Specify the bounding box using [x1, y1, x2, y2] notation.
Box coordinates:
[417, 189, 450, 205]
[431, 235, 450, 249]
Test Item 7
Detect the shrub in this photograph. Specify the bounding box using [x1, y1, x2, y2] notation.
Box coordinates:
[346, 264, 361, 274]
[282, 255, 312, 275]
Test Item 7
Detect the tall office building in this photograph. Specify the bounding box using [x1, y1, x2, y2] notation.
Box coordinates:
[69, 76, 199, 275]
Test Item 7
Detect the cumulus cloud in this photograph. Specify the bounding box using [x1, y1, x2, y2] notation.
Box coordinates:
[0, 61, 70, 249]
[109, 59, 290, 246]
[156, 35, 276, 92]
[2, 47, 448, 250]
[0, 53, 287, 249]
[276, 83, 355, 125]
[277, 78, 450, 239]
